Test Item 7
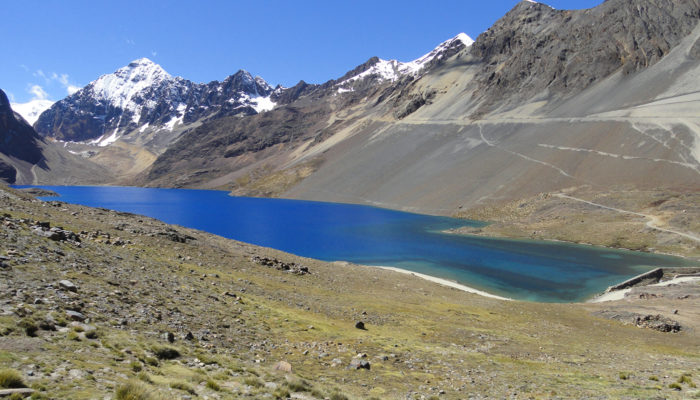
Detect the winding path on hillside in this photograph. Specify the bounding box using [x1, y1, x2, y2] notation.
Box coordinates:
[553, 193, 700, 244]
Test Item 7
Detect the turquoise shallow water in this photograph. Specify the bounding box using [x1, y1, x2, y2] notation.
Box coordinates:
[21, 185, 697, 302]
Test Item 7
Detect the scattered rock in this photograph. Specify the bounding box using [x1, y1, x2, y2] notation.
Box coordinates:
[184, 331, 195, 341]
[355, 321, 366, 330]
[250, 256, 310, 275]
[163, 332, 175, 343]
[348, 358, 370, 370]
[59, 280, 78, 292]
[65, 310, 86, 322]
[593, 310, 682, 333]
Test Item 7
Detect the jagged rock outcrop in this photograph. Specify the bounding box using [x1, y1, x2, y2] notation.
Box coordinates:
[469, 0, 700, 115]
[0, 89, 45, 182]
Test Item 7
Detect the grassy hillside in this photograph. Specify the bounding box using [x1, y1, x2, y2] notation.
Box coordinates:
[1, 184, 699, 399]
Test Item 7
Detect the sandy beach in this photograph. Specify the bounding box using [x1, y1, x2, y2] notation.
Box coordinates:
[374, 265, 512, 301]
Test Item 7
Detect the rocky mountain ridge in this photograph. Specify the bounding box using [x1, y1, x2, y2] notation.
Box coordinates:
[34, 58, 276, 147]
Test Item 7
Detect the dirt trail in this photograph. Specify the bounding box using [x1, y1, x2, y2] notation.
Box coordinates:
[554, 193, 700, 244]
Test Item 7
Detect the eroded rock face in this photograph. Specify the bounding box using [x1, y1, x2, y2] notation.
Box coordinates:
[469, 0, 700, 115]
[0, 89, 44, 166]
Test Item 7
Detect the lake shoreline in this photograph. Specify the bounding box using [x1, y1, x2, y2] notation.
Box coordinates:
[372, 265, 513, 301]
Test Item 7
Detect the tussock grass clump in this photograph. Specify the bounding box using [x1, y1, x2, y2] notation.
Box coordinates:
[169, 381, 196, 395]
[273, 387, 290, 399]
[137, 372, 153, 384]
[130, 361, 142, 372]
[669, 382, 683, 390]
[618, 372, 630, 380]
[18, 319, 38, 337]
[285, 377, 311, 392]
[679, 374, 696, 387]
[115, 381, 154, 400]
[144, 356, 159, 367]
[85, 329, 99, 339]
[649, 375, 659, 381]
[205, 379, 220, 391]
[244, 376, 263, 388]
[152, 345, 180, 360]
[0, 368, 26, 388]
[329, 392, 349, 400]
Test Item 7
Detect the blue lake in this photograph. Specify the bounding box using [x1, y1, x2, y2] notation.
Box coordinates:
[21, 185, 696, 302]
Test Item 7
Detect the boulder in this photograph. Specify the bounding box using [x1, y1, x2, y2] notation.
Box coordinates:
[355, 321, 366, 330]
[348, 358, 370, 370]
[65, 310, 86, 321]
[59, 280, 78, 292]
[272, 360, 292, 373]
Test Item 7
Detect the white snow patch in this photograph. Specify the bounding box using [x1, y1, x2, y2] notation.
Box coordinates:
[139, 123, 150, 133]
[163, 103, 187, 131]
[250, 96, 276, 113]
[98, 129, 120, 147]
[11, 99, 54, 124]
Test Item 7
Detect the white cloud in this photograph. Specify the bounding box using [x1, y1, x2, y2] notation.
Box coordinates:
[28, 84, 49, 100]
[67, 85, 80, 95]
[151, 50, 158, 57]
[33, 69, 48, 81]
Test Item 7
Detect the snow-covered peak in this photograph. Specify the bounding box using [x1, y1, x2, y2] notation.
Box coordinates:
[11, 99, 54, 125]
[398, 33, 474, 75]
[89, 58, 172, 109]
[456, 33, 475, 47]
[336, 33, 474, 88]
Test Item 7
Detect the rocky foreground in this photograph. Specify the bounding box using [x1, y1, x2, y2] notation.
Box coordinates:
[1, 184, 699, 399]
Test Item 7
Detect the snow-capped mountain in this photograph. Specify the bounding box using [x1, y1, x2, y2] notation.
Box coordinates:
[11, 99, 54, 125]
[336, 33, 474, 90]
[35, 58, 276, 146]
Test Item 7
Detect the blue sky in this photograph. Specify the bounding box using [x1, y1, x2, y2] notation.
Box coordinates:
[3, 0, 602, 104]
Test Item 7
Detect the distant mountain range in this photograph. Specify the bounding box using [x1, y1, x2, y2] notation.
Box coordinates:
[3, 0, 699, 214]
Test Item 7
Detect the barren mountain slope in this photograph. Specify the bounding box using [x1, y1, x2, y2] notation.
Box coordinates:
[137, 0, 700, 218]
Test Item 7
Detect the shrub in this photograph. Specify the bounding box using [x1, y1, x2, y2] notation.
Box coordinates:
[648, 375, 659, 381]
[618, 372, 629, 380]
[669, 382, 682, 390]
[85, 330, 99, 339]
[0, 369, 26, 388]
[152, 345, 180, 360]
[67, 331, 80, 341]
[115, 381, 152, 400]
